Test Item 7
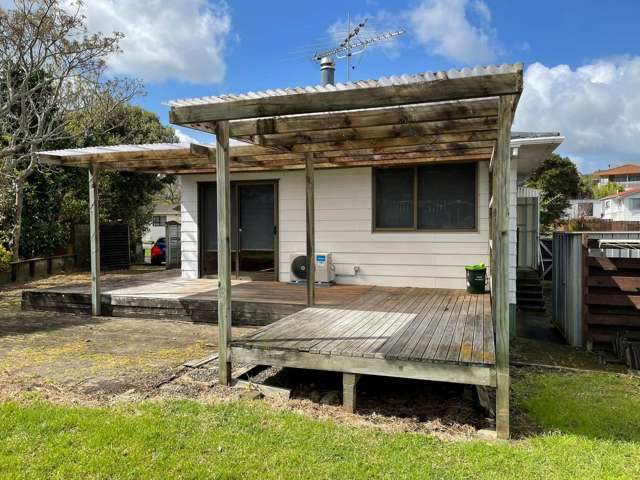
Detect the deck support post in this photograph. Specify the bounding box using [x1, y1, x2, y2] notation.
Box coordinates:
[493, 94, 516, 439]
[215, 121, 232, 386]
[88, 162, 101, 316]
[305, 152, 315, 306]
[342, 373, 359, 413]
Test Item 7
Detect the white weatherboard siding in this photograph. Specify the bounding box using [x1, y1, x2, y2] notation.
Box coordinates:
[509, 159, 517, 305]
[181, 164, 494, 289]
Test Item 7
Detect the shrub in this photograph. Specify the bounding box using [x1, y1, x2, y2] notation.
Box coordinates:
[0, 245, 11, 273]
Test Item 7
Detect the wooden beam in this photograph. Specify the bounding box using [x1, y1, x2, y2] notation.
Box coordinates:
[169, 68, 523, 123]
[305, 152, 315, 307]
[236, 140, 495, 162]
[493, 94, 517, 440]
[290, 130, 498, 154]
[88, 162, 101, 316]
[215, 121, 232, 386]
[343, 373, 360, 413]
[228, 98, 500, 136]
[245, 117, 498, 148]
[231, 346, 497, 386]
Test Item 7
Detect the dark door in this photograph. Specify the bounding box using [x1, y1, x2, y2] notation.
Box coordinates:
[198, 181, 276, 278]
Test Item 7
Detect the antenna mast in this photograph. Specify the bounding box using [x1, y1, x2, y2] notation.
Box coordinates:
[313, 14, 405, 84]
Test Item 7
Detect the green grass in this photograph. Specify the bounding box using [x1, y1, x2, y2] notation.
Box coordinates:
[1, 371, 640, 479]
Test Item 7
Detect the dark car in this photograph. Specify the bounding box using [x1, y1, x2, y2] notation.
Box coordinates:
[150, 237, 166, 265]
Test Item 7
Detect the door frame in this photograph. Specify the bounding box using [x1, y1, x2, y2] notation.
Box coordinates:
[197, 179, 279, 279]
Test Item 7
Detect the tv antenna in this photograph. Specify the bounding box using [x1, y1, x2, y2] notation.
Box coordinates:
[312, 13, 405, 82]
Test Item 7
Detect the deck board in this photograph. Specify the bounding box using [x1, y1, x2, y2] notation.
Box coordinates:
[232, 286, 495, 368]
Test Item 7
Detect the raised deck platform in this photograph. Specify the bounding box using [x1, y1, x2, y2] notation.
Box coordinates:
[21, 270, 371, 325]
[232, 286, 495, 389]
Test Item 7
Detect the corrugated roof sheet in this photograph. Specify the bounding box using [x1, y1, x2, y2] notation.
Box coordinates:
[601, 187, 640, 201]
[38, 139, 251, 157]
[166, 63, 523, 108]
[39, 143, 190, 157]
[511, 131, 561, 139]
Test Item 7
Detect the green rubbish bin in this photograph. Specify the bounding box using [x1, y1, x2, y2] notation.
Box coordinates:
[465, 264, 486, 294]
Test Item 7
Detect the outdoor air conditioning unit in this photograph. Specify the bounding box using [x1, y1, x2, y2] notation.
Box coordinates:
[289, 253, 335, 284]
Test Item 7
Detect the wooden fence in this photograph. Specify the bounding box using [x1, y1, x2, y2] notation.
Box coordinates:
[553, 232, 640, 349]
[583, 248, 640, 347]
[0, 254, 76, 285]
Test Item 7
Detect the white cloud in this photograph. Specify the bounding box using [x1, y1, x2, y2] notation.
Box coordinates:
[408, 0, 498, 64]
[73, 0, 231, 84]
[514, 57, 640, 170]
[173, 128, 198, 144]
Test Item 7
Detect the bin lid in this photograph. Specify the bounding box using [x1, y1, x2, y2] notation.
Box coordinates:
[465, 263, 486, 271]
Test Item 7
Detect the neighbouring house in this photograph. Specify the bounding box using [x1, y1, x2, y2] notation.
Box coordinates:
[592, 164, 640, 190]
[142, 203, 181, 246]
[601, 188, 640, 221]
[564, 198, 603, 219]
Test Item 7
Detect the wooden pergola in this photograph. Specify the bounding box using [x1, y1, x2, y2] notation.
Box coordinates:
[39, 63, 523, 438]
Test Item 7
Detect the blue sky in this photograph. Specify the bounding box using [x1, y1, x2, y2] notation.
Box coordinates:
[73, 0, 640, 172]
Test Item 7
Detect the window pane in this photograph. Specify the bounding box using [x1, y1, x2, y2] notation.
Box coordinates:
[417, 163, 476, 229]
[375, 168, 414, 228]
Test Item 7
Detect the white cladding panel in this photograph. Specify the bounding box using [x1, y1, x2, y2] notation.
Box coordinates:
[180, 163, 511, 290]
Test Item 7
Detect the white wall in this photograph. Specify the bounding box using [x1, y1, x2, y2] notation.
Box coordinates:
[508, 160, 517, 304]
[602, 195, 640, 221]
[180, 163, 497, 290]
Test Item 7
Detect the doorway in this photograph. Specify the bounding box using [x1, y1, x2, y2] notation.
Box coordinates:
[198, 180, 278, 280]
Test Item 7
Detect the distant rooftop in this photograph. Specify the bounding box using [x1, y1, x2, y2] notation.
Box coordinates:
[602, 187, 640, 201]
[511, 131, 561, 139]
[593, 163, 640, 177]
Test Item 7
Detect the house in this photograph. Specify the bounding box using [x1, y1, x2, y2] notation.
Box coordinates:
[601, 188, 640, 221]
[181, 131, 562, 293]
[592, 164, 640, 190]
[37, 63, 546, 438]
[142, 203, 181, 246]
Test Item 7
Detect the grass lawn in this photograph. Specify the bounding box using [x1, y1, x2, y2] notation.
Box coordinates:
[1, 371, 639, 479]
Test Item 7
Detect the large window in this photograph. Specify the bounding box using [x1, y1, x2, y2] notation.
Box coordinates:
[630, 198, 640, 210]
[374, 163, 477, 231]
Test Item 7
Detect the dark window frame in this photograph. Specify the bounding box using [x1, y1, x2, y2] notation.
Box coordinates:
[372, 162, 479, 232]
[152, 215, 167, 227]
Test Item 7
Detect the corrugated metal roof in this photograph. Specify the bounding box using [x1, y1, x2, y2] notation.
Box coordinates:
[38, 139, 251, 158]
[39, 143, 190, 157]
[511, 131, 561, 139]
[601, 187, 640, 200]
[166, 63, 523, 108]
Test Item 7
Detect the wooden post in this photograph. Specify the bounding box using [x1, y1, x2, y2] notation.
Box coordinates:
[343, 373, 359, 413]
[215, 121, 232, 386]
[493, 94, 516, 440]
[88, 162, 101, 316]
[581, 233, 591, 350]
[305, 152, 315, 306]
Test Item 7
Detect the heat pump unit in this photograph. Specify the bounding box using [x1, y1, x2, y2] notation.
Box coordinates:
[289, 253, 334, 283]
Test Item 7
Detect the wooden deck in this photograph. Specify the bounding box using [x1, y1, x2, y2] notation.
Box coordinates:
[232, 286, 496, 388]
[21, 270, 371, 325]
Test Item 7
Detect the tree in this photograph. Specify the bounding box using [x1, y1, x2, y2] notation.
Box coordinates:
[14, 104, 178, 258]
[593, 182, 624, 199]
[0, 0, 142, 259]
[579, 173, 595, 199]
[527, 153, 583, 228]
